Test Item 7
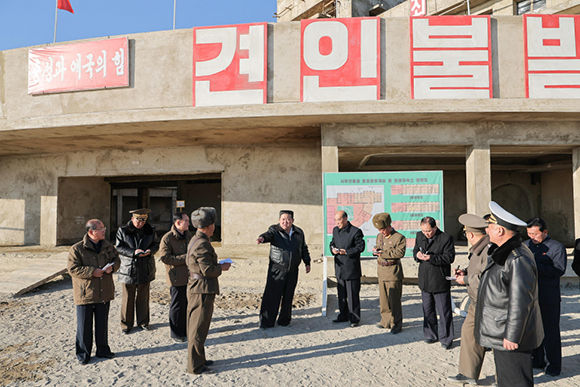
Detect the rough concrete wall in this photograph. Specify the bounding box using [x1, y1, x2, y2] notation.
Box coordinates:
[444, 171, 467, 242]
[57, 177, 110, 245]
[208, 145, 323, 248]
[491, 171, 542, 224]
[272, 22, 301, 103]
[541, 169, 574, 246]
[0, 144, 322, 248]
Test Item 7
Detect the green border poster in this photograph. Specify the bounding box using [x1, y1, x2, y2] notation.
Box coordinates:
[323, 171, 444, 257]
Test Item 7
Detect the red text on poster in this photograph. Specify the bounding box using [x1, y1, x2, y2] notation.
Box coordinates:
[410, 16, 492, 99]
[524, 15, 580, 99]
[300, 17, 380, 102]
[28, 38, 129, 95]
[193, 23, 267, 107]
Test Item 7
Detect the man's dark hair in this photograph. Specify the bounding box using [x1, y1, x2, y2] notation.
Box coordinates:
[173, 211, 187, 223]
[526, 217, 547, 232]
[420, 216, 437, 228]
[279, 210, 294, 219]
[86, 219, 102, 232]
[340, 211, 348, 219]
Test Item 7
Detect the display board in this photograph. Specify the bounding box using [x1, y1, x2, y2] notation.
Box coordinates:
[323, 171, 444, 257]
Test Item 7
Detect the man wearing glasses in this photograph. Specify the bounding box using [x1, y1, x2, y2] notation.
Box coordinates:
[68, 219, 120, 364]
[116, 208, 159, 334]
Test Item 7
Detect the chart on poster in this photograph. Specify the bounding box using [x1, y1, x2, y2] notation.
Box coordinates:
[323, 171, 444, 257]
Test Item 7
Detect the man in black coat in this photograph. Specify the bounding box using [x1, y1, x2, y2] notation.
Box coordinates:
[257, 210, 311, 328]
[116, 208, 159, 334]
[413, 216, 455, 349]
[525, 217, 567, 376]
[475, 202, 543, 387]
[330, 211, 365, 327]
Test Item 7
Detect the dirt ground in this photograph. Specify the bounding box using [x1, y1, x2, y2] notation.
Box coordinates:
[1, 247, 580, 386]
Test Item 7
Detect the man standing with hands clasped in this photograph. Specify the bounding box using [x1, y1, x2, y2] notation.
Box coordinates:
[413, 216, 456, 350]
[475, 202, 543, 387]
[447, 214, 492, 385]
[524, 217, 567, 377]
[330, 210, 365, 327]
[68, 219, 120, 365]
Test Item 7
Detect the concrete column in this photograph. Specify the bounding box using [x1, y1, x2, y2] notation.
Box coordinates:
[321, 124, 339, 173]
[465, 144, 492, 216]
[573, 148, 580, 238]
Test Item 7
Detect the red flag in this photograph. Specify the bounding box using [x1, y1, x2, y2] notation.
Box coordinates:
[57, 0, 74, 14]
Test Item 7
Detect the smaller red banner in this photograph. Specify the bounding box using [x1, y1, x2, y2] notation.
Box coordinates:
[28, 38, 129, 95]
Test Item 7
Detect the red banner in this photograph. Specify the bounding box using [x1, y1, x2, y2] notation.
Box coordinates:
[410, 16, 492, 99]
[28, 38, 129, 95]
[300, 17, 380, 102]
[524, 15, 580, 99]
[193, 23, 267, 107]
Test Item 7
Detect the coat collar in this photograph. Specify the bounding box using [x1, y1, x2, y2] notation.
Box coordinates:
[82, 233, 109, 251]
[171, 224, 190, 240]
[488, 232, 523, 266]
[470, 234, 491, 256]
[125, 220, 154, 235]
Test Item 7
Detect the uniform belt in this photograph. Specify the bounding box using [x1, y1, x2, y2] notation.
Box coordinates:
[190, 273, 207, 280]
[379, 260, 397, 267]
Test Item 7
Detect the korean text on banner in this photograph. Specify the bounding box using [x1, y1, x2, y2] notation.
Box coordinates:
[28, 38, 129, 95]
[193, 23, 267, 107]
[524, 15, 580, 99]
[301, 17, 380, 102]
[411, 16, 493, 99]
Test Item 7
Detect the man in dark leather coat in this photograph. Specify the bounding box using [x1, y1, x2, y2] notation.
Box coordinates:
[116, 208, 159, 334]
[330, 210, 365, 327]
[257, 210, 311, 328]
[475, 202, 544, 387]
[413, 216, 455, 349]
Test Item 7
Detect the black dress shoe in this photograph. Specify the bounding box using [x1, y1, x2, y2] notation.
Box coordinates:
[96, 353, 116, 359]
[78, 358, 89, 365]
[332, 318, 348, 323]
[390, 329, 401, 334]
[193, 366, 215, 375]
[424, 339, 438, 344]
[139, 325, 152, 331]
[442, 342, 453, 350]
[122, 328, 131, 334]
[545, 369, 560, 377]
[205, 360, 214, 366]
[172, 336, 187, 343]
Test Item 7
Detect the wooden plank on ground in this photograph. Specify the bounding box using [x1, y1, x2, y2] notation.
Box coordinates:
[0, 253, 68, 296]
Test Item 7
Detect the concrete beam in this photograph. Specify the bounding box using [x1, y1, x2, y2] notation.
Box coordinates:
[466, 145, 492, 216]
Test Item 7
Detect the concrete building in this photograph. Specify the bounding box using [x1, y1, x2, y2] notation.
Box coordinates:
[276, 0, 580, 20]
[1, 15, 580, 250]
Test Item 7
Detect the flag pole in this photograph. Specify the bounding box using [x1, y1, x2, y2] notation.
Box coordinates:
[173, 0, 176, 30]
[54, 0, 58, 43]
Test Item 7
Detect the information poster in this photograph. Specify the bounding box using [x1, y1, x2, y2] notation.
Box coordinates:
[323, 171, 444, 257]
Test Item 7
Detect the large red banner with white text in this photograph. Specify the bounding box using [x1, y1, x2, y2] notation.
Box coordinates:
[28, 38, 129, 95]
[300, 17, 380, 102]
[410, 16, 492, 99]
[524, 15, 580, 99]
[193, 23, 267, 107]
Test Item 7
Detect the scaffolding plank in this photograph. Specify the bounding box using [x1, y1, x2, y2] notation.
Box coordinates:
[0, 254, 68, 296]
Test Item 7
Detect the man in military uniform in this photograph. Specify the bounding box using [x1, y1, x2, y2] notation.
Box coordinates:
[187, 207, 230, 375]
[447, 214, 492, 385]
[525, 217, 567, 376]
[160, 212, 193, 343]
[371, 212, 406, 333]
[68, 219, 120, 364]
[116, 208, 159, 334]
[475, 202, 543, 387]
[330, 210, 365, 327]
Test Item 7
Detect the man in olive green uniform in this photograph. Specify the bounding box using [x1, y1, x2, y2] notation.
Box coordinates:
[186, 207, 231, 375]
[372, 212, 406, 333]
[447, 214, 492, 385]
[160, 212, 193, 342]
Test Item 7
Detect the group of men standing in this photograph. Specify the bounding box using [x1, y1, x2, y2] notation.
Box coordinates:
[66, 201, 571, 384]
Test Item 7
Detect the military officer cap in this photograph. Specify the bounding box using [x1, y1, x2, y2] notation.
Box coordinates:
[458, 213, 488, 233]
[191, 207, 217, 229]
[372, 212, 392, 229]
[486, 201, 527, 231]
[130, 208, 150, 220]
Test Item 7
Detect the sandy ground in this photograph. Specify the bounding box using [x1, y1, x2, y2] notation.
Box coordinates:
[1, 246, 580, 386]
